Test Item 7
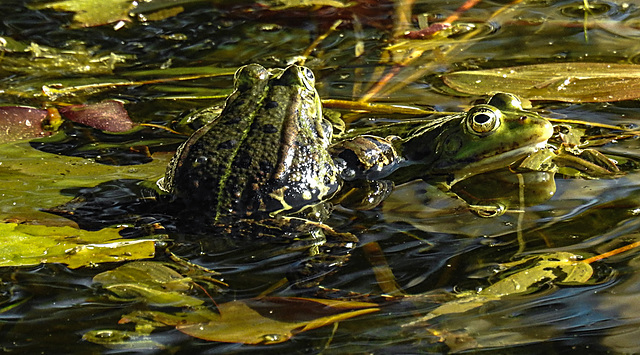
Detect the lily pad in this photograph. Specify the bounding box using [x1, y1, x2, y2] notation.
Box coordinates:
[0, 223, 156, 268]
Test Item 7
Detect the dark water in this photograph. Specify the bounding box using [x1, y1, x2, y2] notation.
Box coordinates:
[2, 0, 640, 353]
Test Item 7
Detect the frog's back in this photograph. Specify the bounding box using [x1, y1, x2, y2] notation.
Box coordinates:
[163, 64, 340, 222]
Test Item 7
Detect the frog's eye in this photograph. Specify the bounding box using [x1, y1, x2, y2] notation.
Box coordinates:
[233, 64, 268, 89]
[487, 93, 523, 110]
[301, 67, 316, 89]
[302, 67, 315, 81]
[465, 105, 502, 136]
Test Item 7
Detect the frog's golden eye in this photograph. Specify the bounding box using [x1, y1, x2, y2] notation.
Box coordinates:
[301, 67, 315, 89]
[302, 67, 314, 81]
[466, 105, 502, 136]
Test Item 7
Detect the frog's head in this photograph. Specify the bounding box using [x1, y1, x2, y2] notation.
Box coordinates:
[441, 93, 553, 181]
[272, 64, 316, 89]
[402, 93, 553, 183]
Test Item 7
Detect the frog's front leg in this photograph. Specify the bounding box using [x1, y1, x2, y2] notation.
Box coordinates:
[329, 135, 400, 181]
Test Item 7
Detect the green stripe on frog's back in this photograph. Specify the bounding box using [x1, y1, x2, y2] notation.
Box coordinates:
[165, 64, 272, 222]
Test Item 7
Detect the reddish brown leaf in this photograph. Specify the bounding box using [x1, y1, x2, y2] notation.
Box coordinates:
[0, 106, 54, 143]
[59, 100, 135, 132]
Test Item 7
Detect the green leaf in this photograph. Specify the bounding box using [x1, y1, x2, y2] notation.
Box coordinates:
[412, 252, 593, 323]
[0, 142, 170, 223]
[30, 0, 135, 28]
[442, 63, 640, 102]
[83, 329, 165, 350]
[0, 223, 156, 268]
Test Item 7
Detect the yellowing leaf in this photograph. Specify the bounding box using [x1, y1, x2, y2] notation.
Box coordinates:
[0, 223, 156, 268]
[442, 63, 640, 102]
[410, 252, 594, 324]
[480, 252, 593, 297]
[121, 297, 379, 344]
[177, 297, 378, 344]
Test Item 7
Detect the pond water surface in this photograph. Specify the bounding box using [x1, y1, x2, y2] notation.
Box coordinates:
[2, 0, 640, 354]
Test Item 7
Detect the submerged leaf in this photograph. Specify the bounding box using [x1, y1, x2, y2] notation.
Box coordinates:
[443, 63, 640, 102]
[59, 100, 135, 132]
[0, 36, 132, 76]
[83, 329, 165, 350]
[93, 261, 215, 307]
[0, 223, 156, 268]
[263, 0, 354, 10]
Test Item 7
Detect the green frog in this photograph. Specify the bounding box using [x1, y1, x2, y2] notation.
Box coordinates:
[161, 63, 341, 223]
[331, 93, 554, 186]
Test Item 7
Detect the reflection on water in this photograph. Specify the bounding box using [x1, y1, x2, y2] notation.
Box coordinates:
[2, 0, 640, 353]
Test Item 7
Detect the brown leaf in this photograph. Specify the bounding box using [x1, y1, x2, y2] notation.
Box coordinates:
[0, 106, 54, 143]
[59, 100, 135, 132]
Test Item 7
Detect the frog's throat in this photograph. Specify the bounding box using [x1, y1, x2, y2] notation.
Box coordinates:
[450, 141, 548, 185]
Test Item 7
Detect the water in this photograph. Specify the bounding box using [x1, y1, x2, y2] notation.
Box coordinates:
[2, 0, 640, 353]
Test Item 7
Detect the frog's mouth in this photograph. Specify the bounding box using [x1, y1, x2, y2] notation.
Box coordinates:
[450, 140, 549, 185]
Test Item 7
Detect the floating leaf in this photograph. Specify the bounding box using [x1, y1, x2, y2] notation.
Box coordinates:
[442, 63, 640, 102]
[30, 0, 135, 28]
[0, 106, 55, 143]
[0, 223, 156, 268]
[0, 142, 170, 223]
[58, 100, 135, 132]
